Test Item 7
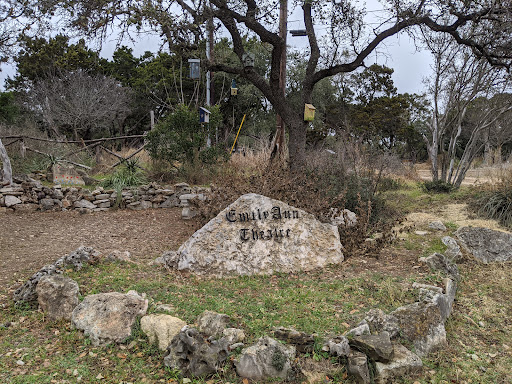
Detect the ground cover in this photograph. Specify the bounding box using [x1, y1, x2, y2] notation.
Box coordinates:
[0, 183, 511, 383]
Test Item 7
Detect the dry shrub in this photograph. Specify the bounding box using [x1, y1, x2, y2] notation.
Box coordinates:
[191, 138, 403, 258]
[474, 167, 512, 228]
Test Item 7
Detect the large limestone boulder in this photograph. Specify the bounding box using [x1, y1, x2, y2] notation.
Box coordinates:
[141, 314, 187, 351]
[72, 291, 148, 346]
[455, 226, 512, 263]
[235, 336, 296, 380]
[165, 193, 343, 276]
[36, 275, 79, 321]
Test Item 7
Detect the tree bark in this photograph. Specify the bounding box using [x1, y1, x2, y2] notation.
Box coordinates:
[287, 117, 307, 172]
[0, 138, 13, 186]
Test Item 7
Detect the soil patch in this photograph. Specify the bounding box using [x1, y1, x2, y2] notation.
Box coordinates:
[0, 208, 196, 296]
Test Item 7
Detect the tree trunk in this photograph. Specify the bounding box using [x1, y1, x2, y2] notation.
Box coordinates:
[495, 145, 502, 165]
[0, 138, 13, 186]
[288, 117, 307, 172]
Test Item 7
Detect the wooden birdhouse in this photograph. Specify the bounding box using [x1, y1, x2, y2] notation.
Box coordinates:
[242, 52, 255, 68]
[199, 107, 211, 123]
[188, 58, 200, 79]
[231, 79, 238, 96]
[304, 104, 316, 121]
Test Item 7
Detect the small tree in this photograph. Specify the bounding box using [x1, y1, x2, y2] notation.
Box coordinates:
[146, 104, 224, 168]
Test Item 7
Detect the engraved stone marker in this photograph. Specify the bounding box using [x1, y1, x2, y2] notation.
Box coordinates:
[164, 193, 343, 276]
[52, 164, 85, 185]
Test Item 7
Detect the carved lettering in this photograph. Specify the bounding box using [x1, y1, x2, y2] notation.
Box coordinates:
[226, 210, 236, 222]
[240, 229, 249, 241]
[271, 206, 282, 220]
[239, 212, 250, 222]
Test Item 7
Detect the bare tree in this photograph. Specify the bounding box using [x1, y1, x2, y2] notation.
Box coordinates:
[422, 36, 512, 186]
[25, 70, 133, 140]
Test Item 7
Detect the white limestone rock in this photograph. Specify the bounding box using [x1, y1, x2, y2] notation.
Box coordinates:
[168, 193, 343, 276]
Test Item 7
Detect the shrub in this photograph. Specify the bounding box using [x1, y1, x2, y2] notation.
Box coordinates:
[476, 186, 512, 227]
[421, 180, 455, 193]
[146, 104, 224, 168]
[101, 159, 147, 205]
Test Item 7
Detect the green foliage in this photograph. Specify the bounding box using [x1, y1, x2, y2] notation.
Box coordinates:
[7, 35, 105, 89]
[0, 92, 20, 123]
[146, 104, 224, 167]
[100, 159, 147, 199]
[421, 180, 455, 193]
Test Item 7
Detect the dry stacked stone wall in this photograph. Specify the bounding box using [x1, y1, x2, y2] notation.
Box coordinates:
[0, 176, 208, 214]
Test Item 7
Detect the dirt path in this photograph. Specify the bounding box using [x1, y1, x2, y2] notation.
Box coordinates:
[0, 208, 197, 293]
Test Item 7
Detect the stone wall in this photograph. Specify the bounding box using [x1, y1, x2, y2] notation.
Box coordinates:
[0, 177, 208, 214]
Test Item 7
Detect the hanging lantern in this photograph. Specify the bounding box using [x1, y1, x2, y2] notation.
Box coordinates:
[231, 79, 238, 96]
[188, 58, 200, 79]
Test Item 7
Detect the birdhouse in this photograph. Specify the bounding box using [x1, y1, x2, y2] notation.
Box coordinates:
[199, 107, 211, 123]
[188, 58, 200, 79]
[231, 79, 238, 96]
[304, 104, 316, 121]
[242, 52, 255, 68]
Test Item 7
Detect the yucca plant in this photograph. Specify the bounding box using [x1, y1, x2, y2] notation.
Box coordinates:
[101, 159, 147, 207]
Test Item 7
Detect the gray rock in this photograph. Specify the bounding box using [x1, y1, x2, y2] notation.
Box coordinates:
[416, 279, 457, 322]
[36, 275, 79, 321]
[51, 189, 64, 199]
[349, 333, 394, 363]
[94, 194, 110, 200]
[74, 199, 96, 210]
[196, 310, 231, 338]
[169, 193, 343, 276]
[13, 264, 60, 305]
[39, 198, 57, 211]
[72, 291, 148, 346]
[182, 206, 197, 220]
[222, 328, 245, 346]
[391, 302, 446, 357]
[455, 226, 512, 263]
[441, 236, 462, 261]
[419, 253, 460, 281]
[375, 343, 422, 384]
[140, 314, 187, 351]
[347, 350, 371, 384]
[54, 246, 100, 271]
[4, 195, 21, 207]
[273, 327, 315, 354]
[326, 336, 351, 357]
[235, 336, 296, 380]
[164, 326, 230, 377]
[139, 200, 153, 209]
[346, 322, 370, 337]
[428, 220, 446, 231]
[159, 196, 180, 208]
[364, 309, 400, 338]
[329, 208, 357, 227]
[106, 250, 132, 263]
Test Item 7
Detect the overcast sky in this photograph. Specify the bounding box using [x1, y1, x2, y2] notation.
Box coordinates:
[0, 1, 433, 95]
